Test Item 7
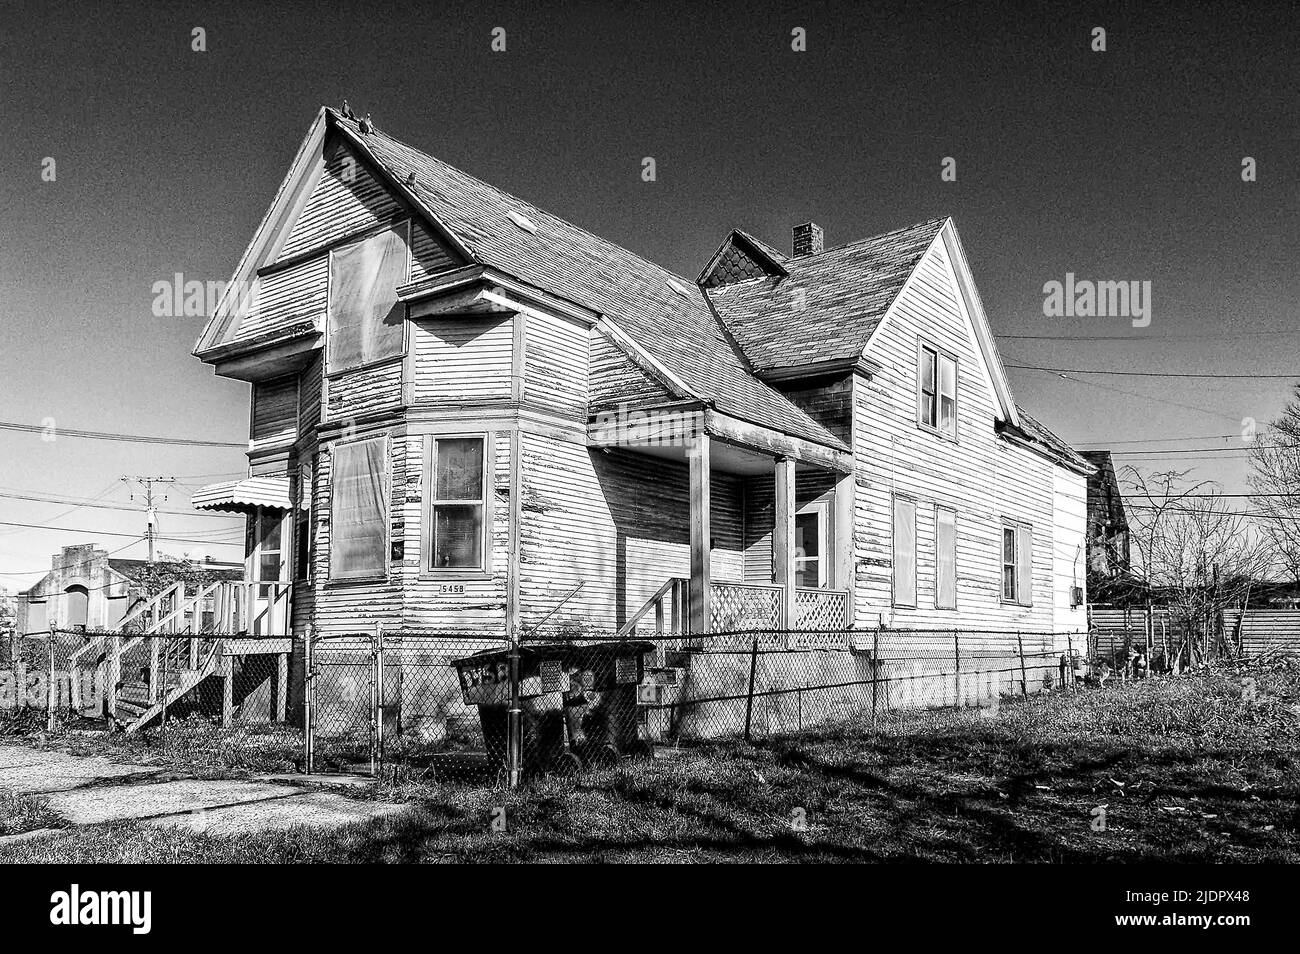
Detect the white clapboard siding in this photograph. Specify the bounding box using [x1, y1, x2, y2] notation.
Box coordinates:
[1052, 467, 1088, 634]
[325, 357, 403, 420]
[411, 314, 514, 404]
[853, 237, 1074, 643]
[517, 433, 745, 632]
[251, 376, 298, 447]
[523, 309, 589, 415]
[588, 331, 678, 411]
[297, 352, 324, 435]
[233, 255, 328, 344]
[279, 141, 402, 261]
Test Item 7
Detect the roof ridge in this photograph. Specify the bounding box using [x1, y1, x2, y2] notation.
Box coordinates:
[333, 108, 703, 289]
[811, 216, 950, 259]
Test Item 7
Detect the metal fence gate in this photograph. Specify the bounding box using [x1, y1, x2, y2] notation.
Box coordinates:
[305, 629, 510, 782]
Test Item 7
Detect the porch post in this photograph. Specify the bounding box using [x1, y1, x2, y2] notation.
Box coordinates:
[689, 433, 711, 634]
[833, 469, 856, 627]
[773, 457, 796, 630]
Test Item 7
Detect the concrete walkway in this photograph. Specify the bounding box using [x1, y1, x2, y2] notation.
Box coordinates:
[0, 745, 409, 838]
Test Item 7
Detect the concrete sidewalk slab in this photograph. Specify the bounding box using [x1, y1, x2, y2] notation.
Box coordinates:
[147, 792, 410, 836]
[43, 779, 299, 825]
[2, 743, 407, 838]
[0, 745, 162, 794]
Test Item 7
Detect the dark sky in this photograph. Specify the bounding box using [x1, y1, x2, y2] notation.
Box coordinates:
[1, 0, 1298, 582]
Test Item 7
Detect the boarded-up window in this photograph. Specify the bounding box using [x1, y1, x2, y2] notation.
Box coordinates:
[329, 437, 388, 579]
[427, 437, 486, 570]
[936, 506, 957, 609]
[251, 376, 298, 444]
[327, 225, 408, 373]
[892, 496, 916, 607]
[1001, 521, 1033, 605]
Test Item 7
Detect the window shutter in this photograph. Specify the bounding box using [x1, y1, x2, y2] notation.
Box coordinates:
[893, 497, 916, 607]
[1016, 524, 1033, 606]
[936, 507, 956, 608]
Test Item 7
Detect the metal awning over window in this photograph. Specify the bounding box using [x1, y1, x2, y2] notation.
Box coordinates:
[192, 476, 293, 514]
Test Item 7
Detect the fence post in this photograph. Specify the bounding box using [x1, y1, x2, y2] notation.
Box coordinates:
[1066, 631, 1076, 692]
[374, 623, 385, 781]
[149, 636, 160, 704]
[304, 626, 315, 775]
[221, 651, 234, 729]
[743, 635, 760, 743]
[952, 628, 961, 708]
[159, 635, 170, 747]
[46, 632, 56, 732]
[871, 625, 880, 727]
[507, 627, 522, 790]
[107, 634, 121, 721]
[1016, 631, 1028, 698]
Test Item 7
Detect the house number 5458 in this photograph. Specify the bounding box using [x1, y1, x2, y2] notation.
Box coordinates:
[438, 583, 466, 594]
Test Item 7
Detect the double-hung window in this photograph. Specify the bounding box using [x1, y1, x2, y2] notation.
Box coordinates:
[427, 436, 488, 571]
[1001, 521, 1033, 605]
[919, 343, 958, 438]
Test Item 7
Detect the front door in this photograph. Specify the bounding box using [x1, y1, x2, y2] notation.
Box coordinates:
[246, 507, 290, 634]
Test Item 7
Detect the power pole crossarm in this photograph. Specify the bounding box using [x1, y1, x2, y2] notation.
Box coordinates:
[120, 476, 176, 563]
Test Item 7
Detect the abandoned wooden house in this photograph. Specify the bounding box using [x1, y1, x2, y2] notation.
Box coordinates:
[181, 105, 1091, 650]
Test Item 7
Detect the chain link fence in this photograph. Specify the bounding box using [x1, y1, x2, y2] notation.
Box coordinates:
[4, 625, 1085, 786]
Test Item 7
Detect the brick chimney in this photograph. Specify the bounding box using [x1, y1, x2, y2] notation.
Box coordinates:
[792, 222, 824, 257]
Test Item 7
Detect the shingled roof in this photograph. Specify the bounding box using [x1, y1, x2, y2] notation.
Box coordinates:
[704, 218, 948, 374]
[1009, 407, 1094, 473]
[331, 110, 845, 450]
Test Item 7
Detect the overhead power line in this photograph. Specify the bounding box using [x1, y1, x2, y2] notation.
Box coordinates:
[998, 329, 1300, 341]
[0, 488, 240, 519]
[0, 419, 245, 448]
[0, 518, 240, 547]
[1006, 362, 1298, 380]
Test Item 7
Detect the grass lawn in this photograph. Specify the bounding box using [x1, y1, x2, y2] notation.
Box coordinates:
[2, 658, 1297, 862]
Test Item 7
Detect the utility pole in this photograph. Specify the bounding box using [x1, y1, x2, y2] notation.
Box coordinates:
[121, 476, 175, 562]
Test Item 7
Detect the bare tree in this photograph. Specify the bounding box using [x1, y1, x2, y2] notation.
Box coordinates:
[1122, 468, 1272, 666]
[1248, 395, 1300, 587]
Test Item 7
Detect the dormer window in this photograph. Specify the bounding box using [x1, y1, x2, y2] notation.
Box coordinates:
[918, 342, 957, 438]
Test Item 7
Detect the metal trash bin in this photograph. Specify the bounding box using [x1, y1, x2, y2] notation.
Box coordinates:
[452, 641, 653, 776]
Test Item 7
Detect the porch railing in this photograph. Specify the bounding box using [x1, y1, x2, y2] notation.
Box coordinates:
[710, 583, 782, 633]
[793, 587, 851, 633]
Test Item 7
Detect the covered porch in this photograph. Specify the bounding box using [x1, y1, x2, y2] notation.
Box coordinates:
[592, 403, 856, 640]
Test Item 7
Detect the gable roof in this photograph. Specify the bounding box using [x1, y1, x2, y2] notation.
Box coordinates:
[198, 108, 846, 450]
[704, 218, 947, 373]
[698, 229, 790, 287]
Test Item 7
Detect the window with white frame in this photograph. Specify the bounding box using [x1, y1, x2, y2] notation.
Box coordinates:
[329, 436, 389, 580]
[935, 505, 957, 609]
[427, 436, 488, 571]
[327, 224, 409, 373]
[892, 495, 917, 607]
[794, 500, 828, 588]
[1001, 521, 1033, 605]
[919, 343, 957, 437]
